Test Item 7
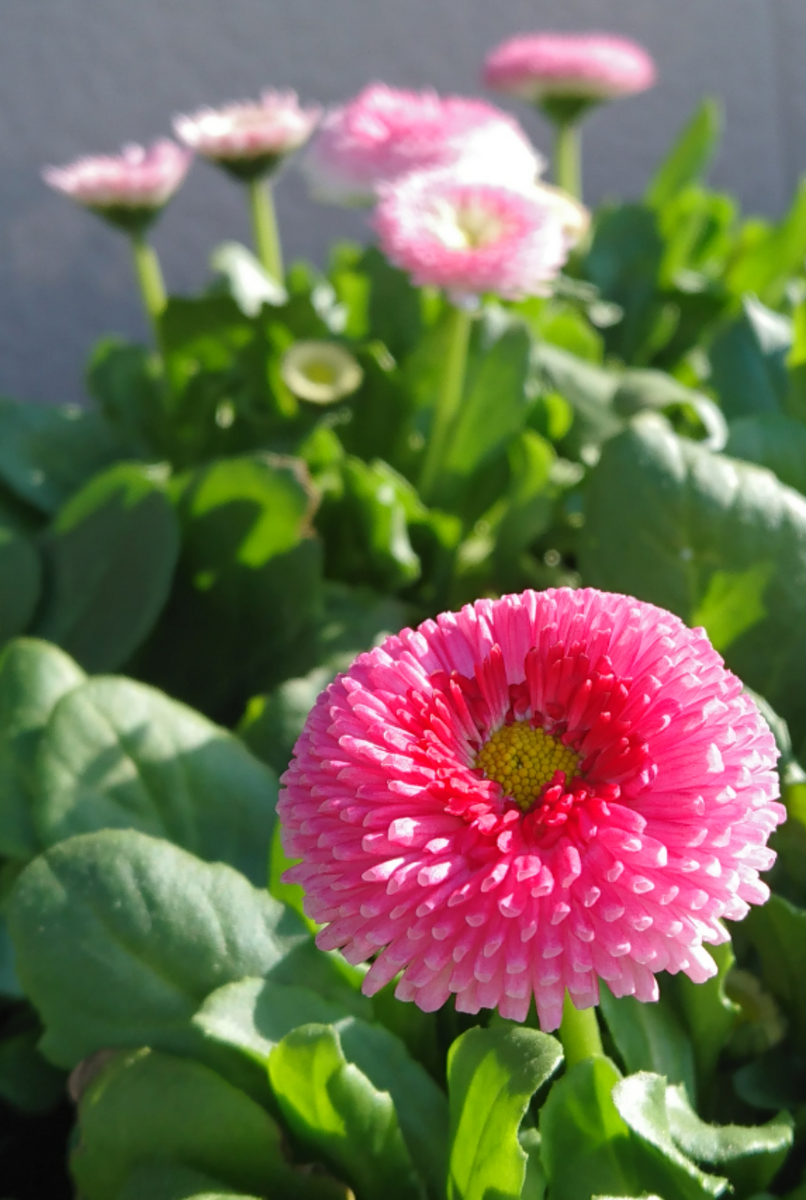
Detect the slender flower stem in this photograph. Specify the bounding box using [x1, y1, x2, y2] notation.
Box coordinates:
[418, 304, 473, 502]
[553, 119, 582, 201]
[559, 992, 603, 1067]
[130, 233, 167, 341]
[248, 178, 284, 281]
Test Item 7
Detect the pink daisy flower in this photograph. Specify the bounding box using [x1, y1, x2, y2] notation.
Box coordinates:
[279, 588, 783, 1033]
[174, 91, 321, 181]
[484, 32, 657, 104]
[373, 168, 576, 300]
[301, 83, 543, 206]
[43, 139, 191, 230]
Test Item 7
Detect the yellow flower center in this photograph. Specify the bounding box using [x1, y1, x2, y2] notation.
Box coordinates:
[475, 722, 580, 811]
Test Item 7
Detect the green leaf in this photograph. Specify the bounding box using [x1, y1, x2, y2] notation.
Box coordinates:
[0, 1022, 65, 1113]
[583, 206, 666, 364]
[646, 100, 722, 209]
[34, 462, 180, 673]
[0, 398, 132, 515]
[709, 299, 791, 419]
[540, 1056, 638, 1200]
[612, 1073, 727, 1198]
[0, 638, 86, 860]
[535, 343, 622, 461]
[33, 675, 277, 885]
[363, 245, 423, 361]
[268, 1023, 424, 1200]
[520, 1127, 547, 1200]
[494, 431, 555, 585]
[579, 413, 806, 745]
[0, 521, 40, 648]
[72, 1047, 341, 1200]
[87, 337, 168, 456]
[690, 563, 775, 653]
[665, 1083, 793, 1197]
[7, 828, 311, 1068]
[668, 942, 739, 1103]
[447, 1024, 563, 1200]
[138, 454, 323, 716]
[725, 413, 806, 495]
[726, 179, 806, 307]
[599, 984, 697, 1102]
[116, 1162, 263, 1200]
[743, 893, 806, 1052]
[239, 663, 340, 777]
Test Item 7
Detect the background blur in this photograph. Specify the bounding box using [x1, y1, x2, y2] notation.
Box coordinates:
[3, 0, 804, 404]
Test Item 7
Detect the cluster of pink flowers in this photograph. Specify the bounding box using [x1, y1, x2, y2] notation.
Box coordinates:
[484, 32, 657, 104]
[280, 588, 783, 1032]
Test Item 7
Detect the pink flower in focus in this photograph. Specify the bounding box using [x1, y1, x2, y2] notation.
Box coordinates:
[174, 91, 320, 181]
[484, 32, 657, 104]
[43, 140, 191, 230]
[373, 168, 575, 300]
[280, 588, 783, 1032]
[301, 83, 543, 206]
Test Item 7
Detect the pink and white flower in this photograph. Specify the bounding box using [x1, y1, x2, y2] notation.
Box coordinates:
[484, 32, 657, 104]
[373, 168, 577, 300]
[301, 83, 543, 206]
[174, 91, 320, 180]
[43, 140, 191, 229]
[280, 588, 783, 1032]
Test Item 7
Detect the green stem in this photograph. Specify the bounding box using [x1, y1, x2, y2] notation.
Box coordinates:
[248, 178, 284, 281]
[553, 119, 582, 201]
[418, 304, 473, 502]
[130, 234, 167, 341]
[559, 992, 603, 1067]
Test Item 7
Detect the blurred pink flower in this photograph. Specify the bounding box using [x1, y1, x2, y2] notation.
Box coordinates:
[280, 588, 783, 1031]
[301, 83, 543, 205]
[484, 32, 657, 104]
[43, 140, 191, 231]
[174, 91, 320, 181]
[373, 168, 576, 300]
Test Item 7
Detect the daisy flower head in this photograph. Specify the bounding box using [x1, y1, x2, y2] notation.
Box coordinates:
[279, 588, 783, 1032]
[373, 168, 578, 301]
[301, 83, 543, 206]
[484, 32, 657, 107]
[43, 140, 191, 232]
[174, 91, 321, 181]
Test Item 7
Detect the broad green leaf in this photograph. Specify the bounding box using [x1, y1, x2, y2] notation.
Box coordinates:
[690, 563, 774, 653]
[269, 1023, 424, 1200]
[709, 299, 791, 419]
[725, 414, 806, 495]
[669, 942, 739, 1102]
[447, 1025, 563, 1200]
[116, 1162, 263, 1200]
[0, 523, 40, 646]
[239, 663, 339, 777]
[0, 638, 86, 860]
[583, 206, 666, 364]
[363, 245, 423, 360]
[72, 1048, 341, 1200]
[86, 337, 167, 456]
[0, 398, 131, 515]
[34, 462, 180, 673]
[33, 676, 277, 885]
[612, 1073, 727, 1198]
[159, 295, 253, 365]
[268, 818, 312, 927]
[743, 894, 806, 1052]
[733, 1045, 806, 1112]
[535, 342, 622, 461]
[540, 1056, 638, 1200]
[646, 100, 722, 209]
[520, 1127, 547, 1200]
[137, 454, 323, 715]
[665, 1083, 793, 1197]
[599, 985, 697, 1102]
[7, 829, 311, 1067]
[579, 414, 806, 745]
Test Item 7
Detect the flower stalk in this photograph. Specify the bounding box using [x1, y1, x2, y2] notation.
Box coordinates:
[130, 233, 167, 343]
[553, 118, 582, 201]
[248, 178, 284, 282]
[418, 303, 473, 502]
[559, 993, 604, 1067]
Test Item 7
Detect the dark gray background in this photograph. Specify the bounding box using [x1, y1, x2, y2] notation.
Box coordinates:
[3, 0, 803, 404]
